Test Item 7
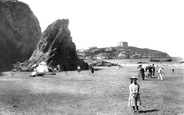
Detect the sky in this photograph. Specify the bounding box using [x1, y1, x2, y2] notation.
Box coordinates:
[22, 0, 184, 57]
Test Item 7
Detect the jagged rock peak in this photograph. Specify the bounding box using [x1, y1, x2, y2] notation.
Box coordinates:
[36, 19, 71, 52]
[19, 19, 88, 71]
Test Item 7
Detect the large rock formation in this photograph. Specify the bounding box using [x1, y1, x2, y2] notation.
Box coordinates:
[18, 19, 88, 71]
[0, 1, 41, 71]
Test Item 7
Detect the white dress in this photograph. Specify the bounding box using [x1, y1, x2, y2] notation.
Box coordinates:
[128, 83, 141, 106]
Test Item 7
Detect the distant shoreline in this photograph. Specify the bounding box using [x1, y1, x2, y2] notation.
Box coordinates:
[103, 57, 184, 67]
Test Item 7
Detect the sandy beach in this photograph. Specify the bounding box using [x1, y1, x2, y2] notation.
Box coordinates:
[0, 60, 184, 115]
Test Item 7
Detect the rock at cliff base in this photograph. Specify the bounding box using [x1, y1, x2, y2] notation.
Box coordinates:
[17, 19, 88, 71]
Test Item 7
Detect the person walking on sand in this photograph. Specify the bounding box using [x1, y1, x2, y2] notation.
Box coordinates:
[152, 64, 155, 77]
[148, 65, 152, 78]
[138, 65, 145, 80]
[128, 76, 141, 113]
[117, 65, 122, 73]
[63, 66, 68, 75]
[158, 66, 165, 80]
[117, 65, 121, 70]
[77, 65, 81, 73]
[145, 64, 150, 78]
[171, 66, 175, 74]
[89, 64, 92, 73]
[91, 66, 94, 73]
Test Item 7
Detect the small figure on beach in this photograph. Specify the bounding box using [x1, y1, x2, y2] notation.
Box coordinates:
[138, 65, 145, 80]
[152, 64, 155, 77]
[91, 66, 94, 73]
[89, 64, 94, 73]
[117, 65, 122, 72]
[145, 64, 153, 78]
[171, 66, 175, 74]
[157, 66, 165, 80]
[63, 66, 68, 75]
[77, 65, 81, 73]
[30, 67, 38, 77]
[148, 65, 152, 78]
[145, 65, 149, 78]
[89, 64, 92, 73]
[57, 64, 60, 72]
[128, 76, 141, 113]
[29, 61, 48, 77]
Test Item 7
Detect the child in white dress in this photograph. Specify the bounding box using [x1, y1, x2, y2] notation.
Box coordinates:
[128, 76, 141, 113]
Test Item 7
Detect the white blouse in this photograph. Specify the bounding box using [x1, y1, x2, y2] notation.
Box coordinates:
[129, 83, 140, 94]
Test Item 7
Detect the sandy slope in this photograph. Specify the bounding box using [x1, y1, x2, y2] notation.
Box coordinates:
[0, 65, 183, 115]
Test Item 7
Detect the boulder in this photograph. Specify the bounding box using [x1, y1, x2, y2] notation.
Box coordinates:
[0, 1, 41, 71]
[18, 19, 88, 71]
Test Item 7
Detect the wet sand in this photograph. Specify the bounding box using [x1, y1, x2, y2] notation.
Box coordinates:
[0, 64, 183, 115]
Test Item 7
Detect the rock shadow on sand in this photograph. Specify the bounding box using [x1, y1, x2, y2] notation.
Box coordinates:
[139, 109, 159, 113]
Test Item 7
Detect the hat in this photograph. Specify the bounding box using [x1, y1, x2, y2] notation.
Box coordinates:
[130, 76, 138, 80]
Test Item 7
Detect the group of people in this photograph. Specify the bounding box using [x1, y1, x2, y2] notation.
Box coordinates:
[138, 64, 167, 80]
[129, 65, 176, 113]
[145, 64, 156, 78]
[29, 61, 70, 77]
[29, 61, 50, 77]
[128, 65, 164, 113]
[29, 61, 96, 77]
[76, 64, 95, 74]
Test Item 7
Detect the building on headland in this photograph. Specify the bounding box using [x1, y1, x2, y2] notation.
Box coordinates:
[117, 41, 128, 48]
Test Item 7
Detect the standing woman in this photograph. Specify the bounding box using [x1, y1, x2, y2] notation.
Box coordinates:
[171, 66, 175, 74]
[152, 64, 155, 77]
[138, 65, 145, 80]
[128, 76, 141, 113]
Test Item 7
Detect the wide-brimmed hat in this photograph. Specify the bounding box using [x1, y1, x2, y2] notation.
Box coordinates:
[130, 76, 138, 80]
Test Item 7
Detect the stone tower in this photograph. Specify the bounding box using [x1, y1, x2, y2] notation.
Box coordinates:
[117, 41, 128, 48]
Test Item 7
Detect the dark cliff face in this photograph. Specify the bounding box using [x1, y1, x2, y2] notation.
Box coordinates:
[0, 1, 41, 71]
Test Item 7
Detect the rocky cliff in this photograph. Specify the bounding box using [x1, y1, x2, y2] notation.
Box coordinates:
[0, 1, 41, 71]
[18, 19, 88, 71]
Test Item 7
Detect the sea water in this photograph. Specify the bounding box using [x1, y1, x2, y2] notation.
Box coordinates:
[104, 57, 184, 68]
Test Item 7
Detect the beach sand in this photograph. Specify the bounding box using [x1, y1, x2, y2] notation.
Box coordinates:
[0, 62, 183, 115]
